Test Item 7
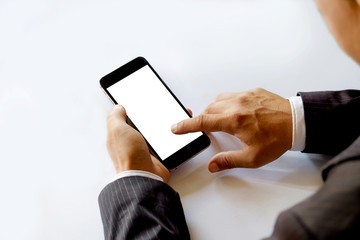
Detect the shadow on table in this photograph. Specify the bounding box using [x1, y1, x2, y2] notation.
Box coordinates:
[169, 132, 332, 196]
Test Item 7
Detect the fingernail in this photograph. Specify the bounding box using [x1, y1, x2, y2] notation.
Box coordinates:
[171, 124, 177, 133]
[209, 162, 220, 172]
[114, 104, 123, 110]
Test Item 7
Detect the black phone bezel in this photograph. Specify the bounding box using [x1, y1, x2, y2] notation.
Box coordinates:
[100, 57, 210, 169]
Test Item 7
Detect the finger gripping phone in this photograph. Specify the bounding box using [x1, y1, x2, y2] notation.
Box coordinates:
[100, 57, 210, 169]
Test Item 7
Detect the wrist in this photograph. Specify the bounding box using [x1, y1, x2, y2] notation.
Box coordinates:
[114, 160, 152, 173]
[113, 170, 164, 182]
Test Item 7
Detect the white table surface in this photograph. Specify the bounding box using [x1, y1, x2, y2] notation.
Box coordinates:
[1, 0, 359, 239]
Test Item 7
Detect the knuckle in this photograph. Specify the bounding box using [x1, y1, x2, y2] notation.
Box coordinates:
[215, 93, 225, 101]
[108, 120, 123, 135]
[107, 112, 119, 126]
[220, 154, 234, 169]
[202, 106, 211, 114]
[253, 87, 265, 93]
[195, 115, 206, 128]
[113, 124, 122, 133]
[231, 113, 244, 128]
[236, 95, 249, 105]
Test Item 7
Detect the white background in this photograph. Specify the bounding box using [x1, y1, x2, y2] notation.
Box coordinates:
[0, 0, 359, 239]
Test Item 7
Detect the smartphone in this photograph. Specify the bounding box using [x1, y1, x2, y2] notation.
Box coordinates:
[100, 57, 210, 169]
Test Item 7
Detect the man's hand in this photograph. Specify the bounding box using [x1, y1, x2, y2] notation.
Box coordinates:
[171, 88, 292, 172]
[107, 105, 170, 182]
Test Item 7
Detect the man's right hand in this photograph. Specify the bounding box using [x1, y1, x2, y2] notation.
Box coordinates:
[171, 88, 293, 172]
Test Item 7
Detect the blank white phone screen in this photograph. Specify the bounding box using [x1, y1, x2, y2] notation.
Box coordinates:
[107, 65, 202, 160]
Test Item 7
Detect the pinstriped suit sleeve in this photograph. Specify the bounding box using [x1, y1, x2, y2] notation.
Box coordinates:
[98, 176, 190, 240]
[298, 90, 360, 155]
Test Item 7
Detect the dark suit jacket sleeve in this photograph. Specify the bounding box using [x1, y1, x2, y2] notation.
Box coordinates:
[98, 176, 190, 240]
[298, 90, 360, 155]
[265, 136, 360, 240]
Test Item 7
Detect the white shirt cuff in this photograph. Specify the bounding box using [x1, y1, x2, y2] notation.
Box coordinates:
[287, 96, 306, 151]
[112, 170, 164, 183]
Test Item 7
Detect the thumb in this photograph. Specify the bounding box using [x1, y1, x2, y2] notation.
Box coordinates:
[208, 148, 257, 172]
[107, 105, 127, 131]
[112, 104, 127, 120]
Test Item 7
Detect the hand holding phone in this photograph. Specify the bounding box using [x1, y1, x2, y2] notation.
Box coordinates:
[106, 104, 171, 181]
[100, 57, 210, 169]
